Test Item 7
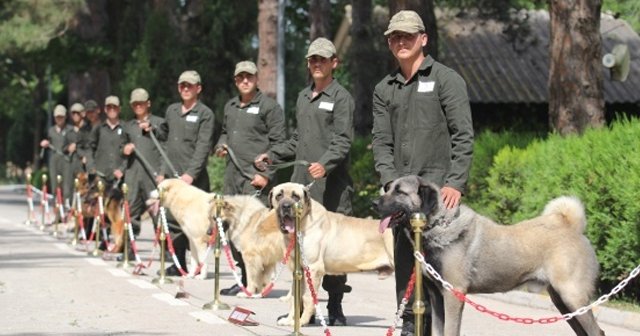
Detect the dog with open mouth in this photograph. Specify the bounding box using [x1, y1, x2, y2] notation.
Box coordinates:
[269, 182, 395, 327]
[374, 175, 605, 336]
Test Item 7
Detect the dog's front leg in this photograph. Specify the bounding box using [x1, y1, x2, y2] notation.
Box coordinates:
[277, 281, 296, 326]
[443, 290, 464, 336]
[428, 281, 445, 336]
[299, 270, 322, 326]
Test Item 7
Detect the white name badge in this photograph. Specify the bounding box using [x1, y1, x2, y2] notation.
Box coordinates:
[247, 106, 260, 114]
[319, 101, 334, 111]
[117, 128, 122, 135]
[418, 81, 435, 93]
[186, 115, 198, 122]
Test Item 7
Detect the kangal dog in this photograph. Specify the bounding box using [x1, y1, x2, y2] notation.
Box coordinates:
[269, 182, 395, 326]
[155, 179, 216, 279]
[374, 175, 605, 336]
[219, 195, 285, 296]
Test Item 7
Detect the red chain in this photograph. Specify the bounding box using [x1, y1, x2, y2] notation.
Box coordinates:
[386, 269, 417, 336]
[451, 289, 564, 324]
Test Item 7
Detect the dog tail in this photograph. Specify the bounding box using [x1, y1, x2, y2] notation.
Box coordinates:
[542, 196, 586, 233]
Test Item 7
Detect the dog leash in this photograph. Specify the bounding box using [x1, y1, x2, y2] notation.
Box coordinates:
[149, 130, 180, 178]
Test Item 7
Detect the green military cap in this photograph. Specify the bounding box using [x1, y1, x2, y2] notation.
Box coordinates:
[53, 104, 67, 117]
[70, 103, 84, 113]
[384, 10, 425, 36]
[178, 70, 201, 84]
[234, 61, 258, 76]
[84, 99, 99, 111]
[105, 95, 120, 107]
[305, 37, 336, 58]
[130, 88, 149, 103]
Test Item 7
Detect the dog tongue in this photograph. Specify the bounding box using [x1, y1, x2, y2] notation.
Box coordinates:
[379, 216, 392, 233]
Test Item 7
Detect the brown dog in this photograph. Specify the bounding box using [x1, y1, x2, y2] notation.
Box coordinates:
[269, 182, 395, 326]
[76, 172, 124, 253]
[374, 175, 605, 336]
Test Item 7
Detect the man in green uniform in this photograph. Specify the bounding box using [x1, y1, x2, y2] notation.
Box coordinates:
[255, 37, 354, 326]
[64, 103, 92, 198]
[371, 10, 474, 336]
[40, 104, 72, 204]
[215, 60, 286, 295]
[84, 99, 102, 129]
[122, 88, 165, 237]
[156, 70, 215, 276]
[89, 96, 127, 183]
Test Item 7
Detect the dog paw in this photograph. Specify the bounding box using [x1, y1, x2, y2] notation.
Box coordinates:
[236, 292, 248, 298]
[195, 272, 207, 280]
[279, 294, 292, 302]
[277, 316, 294, 326]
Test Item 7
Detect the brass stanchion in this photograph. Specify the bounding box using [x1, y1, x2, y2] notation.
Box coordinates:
[117, 183, 134, 268]
[25, 173, 34, 225]
[53, 175, 63, 237]
[70, 178, 80, 246]
[40, 174, 48, 230]
[289, 201, 305, 336]
[203, 194, 230, 310]
[153, 187, 173, 285]
[411, 212, 427, 336]
[90, 180, 105, 256]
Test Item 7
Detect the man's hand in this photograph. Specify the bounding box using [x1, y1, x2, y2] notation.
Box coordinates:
[440, 186, 461, 209]
[155, 175, 165, 184]
[114, 169, 124, 180]
[123, 143, 135, 156]
[138, 121, 152, 132]
[308, 162, 326, 179]
[67, 143, 77, 154]
[214, 145, 228, 158]
[180, 174, 194, 185]
[40, 140, 50, 148]
[250, 174, 269, 189]
[254, 153, 271, 172]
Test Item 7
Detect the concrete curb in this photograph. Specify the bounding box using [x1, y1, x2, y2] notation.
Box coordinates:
[477, 291, 640, 332]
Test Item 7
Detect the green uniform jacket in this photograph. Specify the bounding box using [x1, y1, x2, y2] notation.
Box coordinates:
[122, 115, 165, 182]
[46, 125, 72, 196]
[372, 55, 474, 192]
[157, 101, 215, 190]
[216, 90, 286, 197]
[63, 122, 92, 200]
[88, 121, 127, 181]
[269, 80, 354, 214]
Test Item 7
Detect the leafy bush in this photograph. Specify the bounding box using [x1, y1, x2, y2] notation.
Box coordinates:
[350, 136, 380, 218]
[482, 117, 640, 300]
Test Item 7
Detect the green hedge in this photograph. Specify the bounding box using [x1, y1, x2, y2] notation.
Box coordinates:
[480, 118, 640, 300]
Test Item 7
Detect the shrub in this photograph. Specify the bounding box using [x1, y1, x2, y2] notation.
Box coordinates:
[483, 117, 640, 300]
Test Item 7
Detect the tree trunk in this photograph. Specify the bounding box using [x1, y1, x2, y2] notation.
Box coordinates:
[388, 0, 438, 60]
[310, 0, 331, 40]
[350, 0, 376, 135]
[258, 0, 278, 99]
[548, 0, 604, 135]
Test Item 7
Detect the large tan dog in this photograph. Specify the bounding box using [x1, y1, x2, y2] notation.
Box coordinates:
[219, 195, 285, 296]
[374, 175, 605, 336]
[157, 178, 216, 279]
[269, 182, 395, 326]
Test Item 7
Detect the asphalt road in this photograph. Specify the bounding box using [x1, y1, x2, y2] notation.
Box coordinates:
[1, 185, 638, 336]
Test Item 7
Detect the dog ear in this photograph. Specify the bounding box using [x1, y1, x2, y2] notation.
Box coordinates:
[303, 186, 311, 210]
[267, 189, 274, 209]
[418, 183, 439, 216]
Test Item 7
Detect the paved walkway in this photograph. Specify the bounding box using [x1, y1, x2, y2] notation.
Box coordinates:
[1, 185, 639, 335]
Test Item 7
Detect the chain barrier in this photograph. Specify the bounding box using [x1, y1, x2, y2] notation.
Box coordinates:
[159, 205, 188, 276]
[26, 182, 37, 225]
[122, 200, 142, 264]
[296, 231, 332, 336]
[414, 251, 640, 325]
[385, 269, 417, 336]
[55, 185, 65, 222]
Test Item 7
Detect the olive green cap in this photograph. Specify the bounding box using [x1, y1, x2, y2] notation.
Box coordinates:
[53, 104, 67, 117]
[105, 95, 120, 107]
[234, 61, 258, 76]
[384, 10, 425, 36]
[130, 88, 149, 103]
[178, 70, 201, 84]
[306, 37, 336, 58]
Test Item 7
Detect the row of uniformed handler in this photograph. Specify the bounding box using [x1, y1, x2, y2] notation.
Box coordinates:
[38, 9, 473, 335]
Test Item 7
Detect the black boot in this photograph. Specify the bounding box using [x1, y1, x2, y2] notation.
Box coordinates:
[327, 292, 347, 326]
